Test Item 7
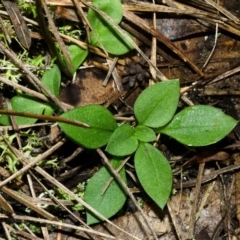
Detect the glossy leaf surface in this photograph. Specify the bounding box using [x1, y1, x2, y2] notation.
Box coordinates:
[90, 28, 134, 55]
[41, 64, 61, 97]
[134, 80, 180, 128]
[106, 124, 139, 156]
[68, 45, 88, 75]
[158, 105, 237, 146]
[0, 95, 53, 125]
[58, 105, 117, 148]
[133, 125, 156, 142]
[88, 0, 122, 29]
[88, 0, 133, 55]
[84, 158, 127, 224]
[135, 142, 172, 209]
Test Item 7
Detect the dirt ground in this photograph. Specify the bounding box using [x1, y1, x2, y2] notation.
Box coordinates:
[1, 0, 240, 239]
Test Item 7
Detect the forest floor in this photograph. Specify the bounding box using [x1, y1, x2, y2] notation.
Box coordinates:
[1, 0, 240, 239]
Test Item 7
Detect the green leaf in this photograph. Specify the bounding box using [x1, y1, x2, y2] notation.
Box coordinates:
[58, 105, 117, 149]
[90, 28, 134, 55]
[88, 0, 134, 55]
[41, 64, 61, 97]
[134, 80, 180, 128]
[134, 125, 156, 142]
[106, 124, 139, 156]
[88, 0, 123, 30]
[0, 95, 54, 125]
[158, 105, 237, 146]
[68, 45, 88, 75]
[134, 143, 172, 209]
[84, 158, 127, 225]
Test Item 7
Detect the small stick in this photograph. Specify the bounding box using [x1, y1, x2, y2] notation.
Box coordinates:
[0, 76, 73, 110]
[1, 186, 56, 221]
[76, 0, 109, 55]
[6, 100, 22, 151]
[188, 163, 205, 238]
[30, 171, 89, 228]
[0, 14, 11, 44]
[204, 0, 240, 24]
[0, 214, 117, 239]
[106, 58, 124, 92]
[202, 22, 219, 69]
[0, 122, 51, 131]
[174, 163, 240, 189]
[123, 10, 204, 77]
[40, 0, 74, 75]
[0, 135, 65, 188]
[101, 156, 131, 195]
[0, 109, 90, 128]
[0, 41, 68, 112]
[209, 65, 240, 84]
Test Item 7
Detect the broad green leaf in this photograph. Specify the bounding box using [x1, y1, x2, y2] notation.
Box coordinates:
[158, 105, 237, 146]
[106, 124, 139, 156]
[0, 95, 54, 125]
[84, 158, 127, 224]
[88, 0, 123, 30]
[134, 80, 180, 128]
[135, 143, 172, 209]
[41, 64, 61, 97]
[134, 125, 156, 142]
[58, 105, 117, 149]
[88, 0, 134, 55]
[68, 45, 88, 75]
[90, 28, 134, 55]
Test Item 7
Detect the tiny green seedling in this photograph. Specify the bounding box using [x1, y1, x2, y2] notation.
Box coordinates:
[87, 0, 134, 55]
[63, 0, 135, 74]
[0, 0, 237, 226]
[0, 73, 237, 224]
[58, 79, 237, 224]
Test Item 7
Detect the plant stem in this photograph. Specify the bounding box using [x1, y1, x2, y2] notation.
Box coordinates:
[0, 110, 89, 128]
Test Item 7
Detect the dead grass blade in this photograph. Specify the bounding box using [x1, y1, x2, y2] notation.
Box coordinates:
[2, 1, 31, 49]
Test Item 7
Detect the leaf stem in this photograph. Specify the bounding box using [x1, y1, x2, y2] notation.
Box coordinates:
[0, 110, 90, 128]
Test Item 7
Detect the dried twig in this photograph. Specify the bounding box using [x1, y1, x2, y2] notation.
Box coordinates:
[188, 163, 205, 238]
[123, 10, 204, 77]
[0, 110, 89, 128]
[0, 76, 73, 110]
[40, 0, 74, 74]
[0, 214, 117, 239]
